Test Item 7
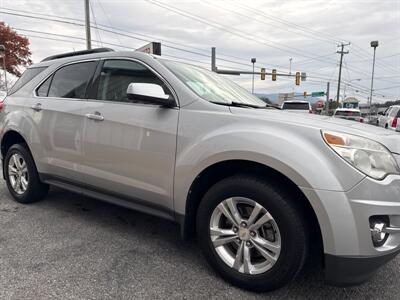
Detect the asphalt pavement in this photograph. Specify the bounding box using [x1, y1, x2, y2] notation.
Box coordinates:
[0, 182, 399, 299]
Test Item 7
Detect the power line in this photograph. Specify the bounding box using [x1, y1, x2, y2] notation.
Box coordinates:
[144, 0, 343, 63]
[0, 8, 286, 70]
[89, 0, 103, 47]
[203, 0, 338, 46]
[232, 2, 348, 44]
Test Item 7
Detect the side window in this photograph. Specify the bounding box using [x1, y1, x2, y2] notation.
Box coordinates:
[47, 61, 97, 99]
[8, 67, 47, 95]
[96, 59, 170, 103]
[389, 108, 399, 117]
[385, 108, 392, 116]
[37, 76, 52, 97]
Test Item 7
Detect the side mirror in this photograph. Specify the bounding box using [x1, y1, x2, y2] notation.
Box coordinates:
[378, 111, 384, 116]
[126, 83, 175, 107]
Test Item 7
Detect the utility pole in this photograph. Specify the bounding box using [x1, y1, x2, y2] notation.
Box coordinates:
[369, 41, 379, 116]
[84, 0, 92, 50]
[325, 82, 330, 115]
[289, 58, 292, 75]
[211, 47, 217, 72]
[336, 42, 350, 105]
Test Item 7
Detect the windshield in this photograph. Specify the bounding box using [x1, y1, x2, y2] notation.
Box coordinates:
[282, 102, 309, 110]
[335, 110, 361, 117]
[160, 60, 266, 107]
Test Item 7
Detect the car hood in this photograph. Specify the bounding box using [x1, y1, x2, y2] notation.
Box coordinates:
[230, 107, 400, 154]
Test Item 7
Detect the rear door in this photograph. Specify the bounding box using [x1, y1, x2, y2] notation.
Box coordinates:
[81, 59, 179, 211]
[26, 60, 98, 183]
[380, 107, 391, 127]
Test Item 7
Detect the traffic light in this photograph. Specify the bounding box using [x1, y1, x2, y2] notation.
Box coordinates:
[261, 68, 266, 80]
[272, 69, 277, 81]
[295, 72, 300, 85]
[303, 91, 307, 97]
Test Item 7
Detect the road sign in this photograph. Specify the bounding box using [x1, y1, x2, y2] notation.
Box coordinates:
[136, 42, 161, 55]
[311, 91, 325, 97]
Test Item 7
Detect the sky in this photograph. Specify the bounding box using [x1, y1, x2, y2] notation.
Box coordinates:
[0, 0, 399, 103]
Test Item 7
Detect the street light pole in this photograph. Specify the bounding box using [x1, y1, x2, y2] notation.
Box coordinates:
[369, 41, 379, 116]
[0, 45, 7, 92]
[289, 58, 292, 75]
[251, 58, 256, 94]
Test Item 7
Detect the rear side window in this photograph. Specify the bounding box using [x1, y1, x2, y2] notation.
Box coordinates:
[8, 67, 47, 95]
[389, 107, 399, 118]
[282, 102, 309, 110]
[47, 61, 97, 99]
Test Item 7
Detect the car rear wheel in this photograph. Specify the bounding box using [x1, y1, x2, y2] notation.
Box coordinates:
[197, 175, 308, 292]
[4, 144, 49, 203]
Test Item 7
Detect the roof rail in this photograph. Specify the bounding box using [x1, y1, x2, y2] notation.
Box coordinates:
[41, 47, 114, 62]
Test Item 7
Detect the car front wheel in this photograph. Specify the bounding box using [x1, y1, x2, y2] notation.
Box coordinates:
[197, 175, 308, 292]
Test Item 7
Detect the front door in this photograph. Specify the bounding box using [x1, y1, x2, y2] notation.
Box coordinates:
[81, 59, 179, 211]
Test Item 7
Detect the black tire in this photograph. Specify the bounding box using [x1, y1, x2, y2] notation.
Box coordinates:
[196, 175, 308, 292]
[4, 143, 49, 203]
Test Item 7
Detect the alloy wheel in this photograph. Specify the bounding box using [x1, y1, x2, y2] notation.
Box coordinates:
[8, 153, 29, 195]
[209, 197, 281, 275]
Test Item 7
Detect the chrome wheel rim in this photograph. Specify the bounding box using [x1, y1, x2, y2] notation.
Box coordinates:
[210, 197, 281, 275]
[8, 153, 29, 195]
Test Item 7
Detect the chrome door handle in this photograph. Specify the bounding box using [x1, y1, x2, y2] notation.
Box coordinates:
[85, 112, 104, 121]
[31, 103, 42, 111]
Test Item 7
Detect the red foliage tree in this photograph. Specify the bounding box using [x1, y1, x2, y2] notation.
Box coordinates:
[0, 22, 32, 77]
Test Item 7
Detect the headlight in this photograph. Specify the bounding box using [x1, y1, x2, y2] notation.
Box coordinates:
[322, 131, 400, 180]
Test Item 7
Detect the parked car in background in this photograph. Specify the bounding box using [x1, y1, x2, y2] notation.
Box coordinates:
[364, 113, 379, 126]
[378, 105, 400, 130]
[1, 49, 400, 292]
[333, 108, 363, 122]
[281, 100, 312, 113]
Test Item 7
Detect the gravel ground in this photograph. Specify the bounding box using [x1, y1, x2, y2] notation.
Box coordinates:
[0, 183, 399, 299]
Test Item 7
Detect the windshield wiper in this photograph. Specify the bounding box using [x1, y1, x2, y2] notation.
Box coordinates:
[210, 101, 266, 109]
[210, 101, 282, 110]
[257, 103, 281, 110]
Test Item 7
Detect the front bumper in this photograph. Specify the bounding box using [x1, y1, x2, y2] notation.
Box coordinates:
[325, 249, 400, 286]
[301, 169, 400, 286]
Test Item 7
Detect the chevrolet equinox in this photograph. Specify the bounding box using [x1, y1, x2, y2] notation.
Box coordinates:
[1, 48, 400, 292]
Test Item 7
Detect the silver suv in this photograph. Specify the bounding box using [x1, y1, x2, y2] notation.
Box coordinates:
[1, 48, 400, 292]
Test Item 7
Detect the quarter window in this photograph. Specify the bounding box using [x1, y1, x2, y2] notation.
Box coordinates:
[9, 67, 47, 95]
[96, 60, 170, 103]
[37, 76, 52, 97]
[47, 61, 97, 99]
